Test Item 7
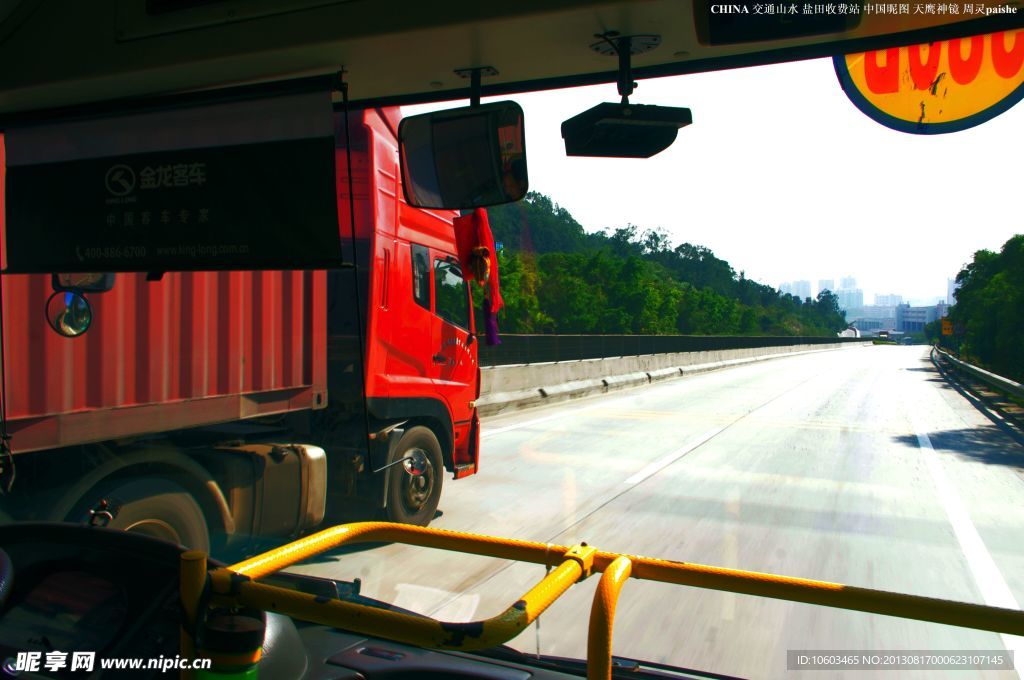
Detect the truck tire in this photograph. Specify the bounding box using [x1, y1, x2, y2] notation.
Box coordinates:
[77, 478, 211, 553]
[384, 426, 443, 526]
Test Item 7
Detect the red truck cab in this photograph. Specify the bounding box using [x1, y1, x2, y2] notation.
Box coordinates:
[329, 107, 482, 522]
[351, 108, 479, 471]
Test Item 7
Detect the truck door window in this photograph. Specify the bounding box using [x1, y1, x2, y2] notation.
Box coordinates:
[411, 244, 431, 310]
[434, 259, 470, 331]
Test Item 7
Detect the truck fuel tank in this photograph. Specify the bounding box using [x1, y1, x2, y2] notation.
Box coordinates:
[210, 443, 327, 540]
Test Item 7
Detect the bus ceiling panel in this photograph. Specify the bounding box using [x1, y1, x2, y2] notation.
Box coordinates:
[0, 0, 1020, 117]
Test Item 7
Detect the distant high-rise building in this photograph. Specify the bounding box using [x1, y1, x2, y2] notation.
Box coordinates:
[854, 305, 896, 320]
[836, 288, 864, 312]
[947, 278, 960, 305]
[840, 275, 857, 289]
[818, 279, 835, 294]
[779, 282, 793, 295]
[875, 293, 903, 306]
[896, 303, 947, 333]
[793, 280, 812, 300]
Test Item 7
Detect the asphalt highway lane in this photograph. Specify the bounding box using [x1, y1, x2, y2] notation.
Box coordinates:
[295, 345, 1024, 679]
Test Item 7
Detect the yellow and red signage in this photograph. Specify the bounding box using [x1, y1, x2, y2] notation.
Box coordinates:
[834, 29, 1024, 133]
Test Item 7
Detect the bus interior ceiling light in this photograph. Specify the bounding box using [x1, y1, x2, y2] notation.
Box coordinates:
[561, 32, 692, 158]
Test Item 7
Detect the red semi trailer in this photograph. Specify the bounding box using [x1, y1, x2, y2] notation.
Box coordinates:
[0, 106, 481, 555]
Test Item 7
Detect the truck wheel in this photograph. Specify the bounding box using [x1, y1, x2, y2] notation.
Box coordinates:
[77, 478, 211, 552]
[385, 426, 443, 526]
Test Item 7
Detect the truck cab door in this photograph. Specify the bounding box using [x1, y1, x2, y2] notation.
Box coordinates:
[429, 255, 478, 451]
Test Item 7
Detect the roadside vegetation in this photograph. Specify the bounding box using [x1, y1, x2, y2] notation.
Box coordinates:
[478, 193, 847, 336]
[928, 234, 1024, 382]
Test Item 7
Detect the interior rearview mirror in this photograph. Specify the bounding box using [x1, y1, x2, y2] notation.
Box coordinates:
[398, 101, 528, 210]
[52, 272, 116, 293]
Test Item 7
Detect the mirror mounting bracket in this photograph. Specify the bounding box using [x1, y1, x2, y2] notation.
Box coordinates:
[590, 32, 661, 104]
[332, 69, 346, 97]
[454, 66, 498, 107]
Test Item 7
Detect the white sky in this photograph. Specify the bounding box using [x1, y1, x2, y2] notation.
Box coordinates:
[407, 56, 1022, 304]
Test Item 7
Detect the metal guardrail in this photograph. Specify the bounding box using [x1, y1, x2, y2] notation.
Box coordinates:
[182, 522, 1024, 680]
[479, 334, 870, 366]
[934, 348, 1024, 401]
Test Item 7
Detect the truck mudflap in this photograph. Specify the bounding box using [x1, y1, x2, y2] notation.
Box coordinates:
[374, 425, 406, 509]
[453, 410, 480, 480]
[187, 522, 1024, 680]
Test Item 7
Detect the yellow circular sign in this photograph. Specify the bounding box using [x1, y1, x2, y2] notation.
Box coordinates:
[835, 30, 1024, 133]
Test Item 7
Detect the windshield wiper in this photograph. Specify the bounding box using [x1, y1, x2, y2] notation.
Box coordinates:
[264, 572, 427, 618]
[468, 645, 747, 680]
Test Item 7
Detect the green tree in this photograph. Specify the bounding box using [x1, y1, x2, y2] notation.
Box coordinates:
[948, 235, 1024, 380]
[484, 192, 852, 338]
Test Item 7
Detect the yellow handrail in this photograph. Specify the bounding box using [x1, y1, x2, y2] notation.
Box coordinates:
[179, 550, 207, 663]
[588, 556, 632, 680]
[210, 554, 585, 651]
[182, 522, 1024, 680]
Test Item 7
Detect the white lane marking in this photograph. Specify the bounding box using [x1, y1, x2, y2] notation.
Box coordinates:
[393, 583, 480, 622]
[682, 465, 909, 500]
[563, 466, 578, 535]
[481, 393, 638, 438]
[917, 430, 1023, 677]
[624, 427, 725, 485]
[482, 409, 582, 439]
[722, 487, 741, 621]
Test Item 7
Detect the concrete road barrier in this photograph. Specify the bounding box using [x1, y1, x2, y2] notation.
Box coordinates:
[478, 342, 865, 416]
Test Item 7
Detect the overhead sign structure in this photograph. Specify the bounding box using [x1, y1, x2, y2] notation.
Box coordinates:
[834, 29, 1024, 134]
[2, 87, 343, 273]
[942, 318, 954, 336]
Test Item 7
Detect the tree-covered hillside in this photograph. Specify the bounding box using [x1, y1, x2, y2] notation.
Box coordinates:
[939, 234, 1024, 381]
[479, 193, 846, 336]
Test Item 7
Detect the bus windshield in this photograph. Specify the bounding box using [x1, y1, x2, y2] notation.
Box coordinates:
[0, 10, 1022, 679]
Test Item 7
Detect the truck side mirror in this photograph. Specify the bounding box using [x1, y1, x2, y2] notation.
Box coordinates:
[46, 291, 92, 338]
[398, 101, 528, 210]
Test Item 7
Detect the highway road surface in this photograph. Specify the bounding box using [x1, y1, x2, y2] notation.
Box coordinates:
[295, 345, 1024, 679]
